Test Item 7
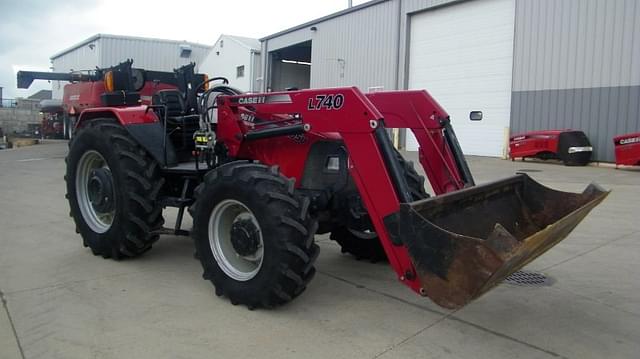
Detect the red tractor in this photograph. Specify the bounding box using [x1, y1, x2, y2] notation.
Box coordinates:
[18, 61, 608, 309]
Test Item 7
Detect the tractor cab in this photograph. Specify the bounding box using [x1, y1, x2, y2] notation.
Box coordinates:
[147, 63, 243, 164]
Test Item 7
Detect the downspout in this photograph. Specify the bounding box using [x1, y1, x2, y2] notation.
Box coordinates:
[394, 0, 405, 149]
[262, 42, 269, 92]
[249, 51, 254, 92]
[394, 0, 401, 91]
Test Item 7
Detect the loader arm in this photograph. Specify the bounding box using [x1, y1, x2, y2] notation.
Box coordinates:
[365, 91, 474, 194]
[216, 87, 609, 308]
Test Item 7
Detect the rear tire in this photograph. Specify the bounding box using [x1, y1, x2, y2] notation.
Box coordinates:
[65, 119, 164, 259]
[331, 150, 428, 262]
[190, 162, 319, 308]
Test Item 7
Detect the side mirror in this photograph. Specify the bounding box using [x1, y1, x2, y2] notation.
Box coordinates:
[470, 111, 483, 121]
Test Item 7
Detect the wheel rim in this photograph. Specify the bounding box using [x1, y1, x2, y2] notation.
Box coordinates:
[209, 199, 264, 281]
[76, 150, 115, 233]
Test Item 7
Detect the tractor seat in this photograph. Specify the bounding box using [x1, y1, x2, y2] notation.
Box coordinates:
[152, 89, 200, 158]
[152, 89, 200, 125]
[153, 89, 186, 117]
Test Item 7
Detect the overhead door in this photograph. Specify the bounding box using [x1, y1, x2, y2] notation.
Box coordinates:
[407, 0, 515, 156]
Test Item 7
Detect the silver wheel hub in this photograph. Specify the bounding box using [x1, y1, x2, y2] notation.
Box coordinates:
[209, 199, 264, 281]
[76, 150, 115, 233]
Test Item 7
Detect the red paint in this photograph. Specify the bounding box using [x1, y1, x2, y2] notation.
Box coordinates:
[216, 87, 468, 293]
[40, 110, 64, 138]
[78, 105, 160, 126]
[366, 90, 464, 194]
[61, 79, 176, 128]
[509, 129, 567, 159]
[60, 81, 472, 295]
[614, 132, 640, 166]
[63, 81, 175, 110]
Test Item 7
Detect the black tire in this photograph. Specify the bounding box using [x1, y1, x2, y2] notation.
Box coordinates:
[558, 131, 592, 166]
[331, 150, 429, 262]
[190, 162, 319, 308]
[65, 119, 164, 259]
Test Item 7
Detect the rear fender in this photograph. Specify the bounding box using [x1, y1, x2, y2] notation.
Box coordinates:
[77, 106, 159, 127]
[77, 106, 177, 166]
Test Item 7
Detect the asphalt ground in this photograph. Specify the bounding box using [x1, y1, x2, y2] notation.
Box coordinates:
[0, 140, 638, 359]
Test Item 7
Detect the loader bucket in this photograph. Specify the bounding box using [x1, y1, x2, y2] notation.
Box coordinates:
[386, 174, 609, 309]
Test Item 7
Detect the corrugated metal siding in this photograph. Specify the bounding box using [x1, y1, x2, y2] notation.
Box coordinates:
[261, 0, 467, 91]
[512, 0, 640, 91]
[511, 0, 640, 162]
[511, 86, 640, 162]
[51, 38, 101, 99]
[261, 0, 639, 160]
[262, 0, 400, 91]
[50, 36, 211, 99]
[263, 32, 313, 54]
[309, 0, 399, 90]
[99, 37, 210, 71]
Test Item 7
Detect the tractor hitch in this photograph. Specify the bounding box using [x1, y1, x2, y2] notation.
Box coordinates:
[385, 174, 609, 309]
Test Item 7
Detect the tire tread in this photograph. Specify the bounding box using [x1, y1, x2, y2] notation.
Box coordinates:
[65, 118, 164, 258]
[191, 162, 318, 308]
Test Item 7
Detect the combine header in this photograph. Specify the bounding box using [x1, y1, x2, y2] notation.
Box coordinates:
[18, 61, 608, 309]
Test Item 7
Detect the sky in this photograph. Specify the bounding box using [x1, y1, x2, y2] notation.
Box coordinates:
[0, 0, 367, 99]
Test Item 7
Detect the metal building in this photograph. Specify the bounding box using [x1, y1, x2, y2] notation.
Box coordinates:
[50, 34, 211, 99]
[260, 0, 640, 161]
[199, 35, 262, 92]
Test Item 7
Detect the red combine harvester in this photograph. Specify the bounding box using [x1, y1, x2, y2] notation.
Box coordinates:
[18, 60, 191, 139]
[39, 99, 66, 139]
[509, 129, 593, 166]
[18, 61, 609, 309]
[613, 132, 640, 167]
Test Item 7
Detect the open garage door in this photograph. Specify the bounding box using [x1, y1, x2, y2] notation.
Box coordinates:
[269, 41, 312, 91]
[407, 0, 515, 156]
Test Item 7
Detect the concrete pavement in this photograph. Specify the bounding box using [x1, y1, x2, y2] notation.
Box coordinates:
[0, 141, 638, 358]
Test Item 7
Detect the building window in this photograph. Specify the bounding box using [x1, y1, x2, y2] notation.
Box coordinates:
[237, 65, 245, 78]
[179, 44, 192, 58]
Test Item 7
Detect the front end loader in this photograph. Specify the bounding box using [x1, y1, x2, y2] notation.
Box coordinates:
[207, 88, 608, 308]
[19, 62, 608, 309]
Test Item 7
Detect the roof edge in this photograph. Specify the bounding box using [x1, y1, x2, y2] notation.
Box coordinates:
[50, 34, 101, 60]
[51, 33, 212, 60]
[259, 0, 389, 41]
[224, 35, 261, 51]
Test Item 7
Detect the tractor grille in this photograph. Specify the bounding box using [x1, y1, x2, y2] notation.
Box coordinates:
[504, 270, 553, 287]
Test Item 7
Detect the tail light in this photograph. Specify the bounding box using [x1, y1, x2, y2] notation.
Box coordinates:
[202, 74, 209, 91]
[104, 71, 114, 92]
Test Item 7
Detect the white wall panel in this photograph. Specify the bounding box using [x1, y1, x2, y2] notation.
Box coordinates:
[407, 0, 515, 157]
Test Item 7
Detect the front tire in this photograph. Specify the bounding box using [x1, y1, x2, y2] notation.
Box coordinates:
[65, 119, 164, 259]
[190, 162, 319, 308]
[331, 150, 429, 262]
